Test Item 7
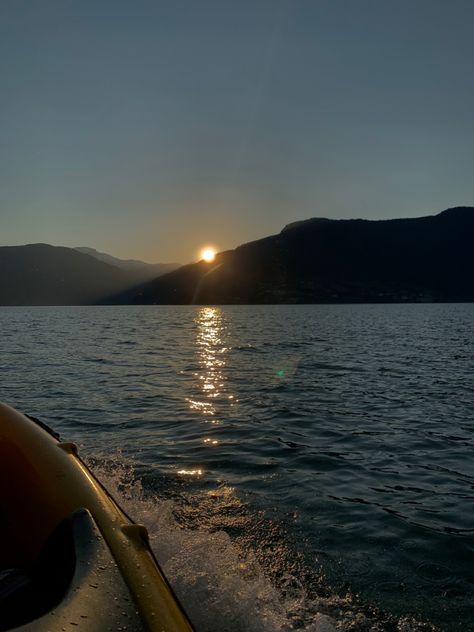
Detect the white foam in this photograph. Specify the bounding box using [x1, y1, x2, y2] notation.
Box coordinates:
[90, 458, 436, 632]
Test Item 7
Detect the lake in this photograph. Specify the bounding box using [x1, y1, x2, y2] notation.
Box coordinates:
[2, 304, 473, 631]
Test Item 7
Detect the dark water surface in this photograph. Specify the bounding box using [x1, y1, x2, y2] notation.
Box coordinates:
[2, 304, 473, 631]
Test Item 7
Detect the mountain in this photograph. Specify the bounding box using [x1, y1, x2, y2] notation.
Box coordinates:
[3, 208, 473, 306]
[108, 207, 474, 304]
[75, 247, 180, 281]
[0, 244, 143, 305]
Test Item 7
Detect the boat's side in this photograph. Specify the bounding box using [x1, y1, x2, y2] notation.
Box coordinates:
[0, 402, 193, 632]
[3, 508, 149, 631]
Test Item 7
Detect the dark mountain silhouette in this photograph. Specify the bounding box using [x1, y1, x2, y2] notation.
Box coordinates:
[0, 244, 143, 305]
[75, 247, 180, 281]
[108, 207, 474, 304]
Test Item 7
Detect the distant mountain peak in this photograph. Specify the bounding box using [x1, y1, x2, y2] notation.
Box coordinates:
[0, 243, 135, 305]
[281, 217, 332, 233]
[437, 206, 474, 217]
[281, 207, 474, 235]
[75, 246, 180, 272]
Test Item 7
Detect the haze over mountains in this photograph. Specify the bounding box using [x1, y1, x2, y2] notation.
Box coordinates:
[75, 247, 180, 278]
[1, 207, 473, 305]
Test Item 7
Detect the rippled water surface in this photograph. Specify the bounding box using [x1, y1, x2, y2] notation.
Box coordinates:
[2, 304, 473, 631]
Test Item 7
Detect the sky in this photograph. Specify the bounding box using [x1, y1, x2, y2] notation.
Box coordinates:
[1, 0, 474, 263]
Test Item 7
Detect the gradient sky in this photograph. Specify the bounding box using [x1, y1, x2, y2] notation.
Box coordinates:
[1, 0, 474, 263]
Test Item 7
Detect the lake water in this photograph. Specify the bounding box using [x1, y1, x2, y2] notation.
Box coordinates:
[1, 304, 473, 631]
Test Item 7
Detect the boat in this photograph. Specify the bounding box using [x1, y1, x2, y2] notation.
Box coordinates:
[0, 402, 194, 631]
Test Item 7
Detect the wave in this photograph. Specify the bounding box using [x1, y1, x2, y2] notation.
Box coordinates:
[87, 455, 439, 632]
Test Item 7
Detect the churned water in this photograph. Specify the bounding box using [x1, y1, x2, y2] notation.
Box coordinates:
[1, 304, 473, 631]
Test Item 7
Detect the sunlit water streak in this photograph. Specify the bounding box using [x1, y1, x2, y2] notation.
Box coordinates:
[1, 304, 474, 631]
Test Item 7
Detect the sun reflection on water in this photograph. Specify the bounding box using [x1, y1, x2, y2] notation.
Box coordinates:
[186, 307, 233, 424]
[184, 307, 237, 455]
[177, 469, 203, 476]
[179, 307, 235, 476]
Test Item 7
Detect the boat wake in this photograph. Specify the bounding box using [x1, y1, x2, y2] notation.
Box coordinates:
[88, 456, 440, 632]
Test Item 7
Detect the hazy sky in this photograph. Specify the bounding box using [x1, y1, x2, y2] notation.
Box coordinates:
[1, 1, 474, 263]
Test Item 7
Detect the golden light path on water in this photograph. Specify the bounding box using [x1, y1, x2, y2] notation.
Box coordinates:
[179, 307, 236, 478]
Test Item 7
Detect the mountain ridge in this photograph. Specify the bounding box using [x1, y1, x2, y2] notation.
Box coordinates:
[106, 206, 474, 305]
[2, 207, 473, 305]
[74, 246, 180, 277]
[0, 244, 146, 305]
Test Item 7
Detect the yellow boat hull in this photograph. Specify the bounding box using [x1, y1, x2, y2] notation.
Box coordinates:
[0, 402, 193, 631]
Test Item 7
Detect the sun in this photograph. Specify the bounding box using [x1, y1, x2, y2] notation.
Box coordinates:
[201, 247, 216, 263]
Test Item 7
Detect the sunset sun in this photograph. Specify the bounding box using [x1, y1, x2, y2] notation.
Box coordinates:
[201, 247, 216, 263]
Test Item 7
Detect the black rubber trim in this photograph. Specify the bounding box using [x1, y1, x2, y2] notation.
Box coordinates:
[25, 414, 61, 441]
